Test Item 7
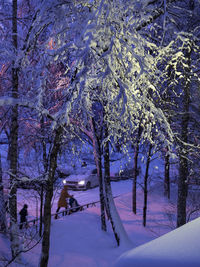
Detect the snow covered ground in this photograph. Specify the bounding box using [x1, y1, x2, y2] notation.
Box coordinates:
[114, 216, 200, 267]
[1, 179, 199, 267]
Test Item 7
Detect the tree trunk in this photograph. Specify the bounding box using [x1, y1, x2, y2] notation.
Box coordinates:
[0, 154, 7, 232]
[39, 183, 53, 267]
[132, 126, 142, 214]
[176, 0, 193, 229]
[39, 116, 47, 237]
[143, 144, 152, 227]
[164, 63, 173, 200]
[39, 185, 44, 237]
[103, 133, 111, 221]
[164, 147, 170, 199]
[39, 127, 62, 267]
[103, 127, 120, 245]
[90, 118, 106, 231]
[177, 80, 189, 227]
[9, 0, 21, 261]
[103, 123, 131, 247]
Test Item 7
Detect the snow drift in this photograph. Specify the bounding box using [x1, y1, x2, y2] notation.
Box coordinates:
[114, 217, 200, 267]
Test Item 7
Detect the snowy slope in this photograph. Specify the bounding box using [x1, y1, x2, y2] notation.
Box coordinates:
[114, 217, 200, 267]
[1, 180, 200, 267]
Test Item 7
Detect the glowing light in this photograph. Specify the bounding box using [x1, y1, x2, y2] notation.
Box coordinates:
[78, 180, 85, 185]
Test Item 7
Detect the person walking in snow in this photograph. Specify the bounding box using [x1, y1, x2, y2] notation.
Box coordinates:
[55, 185, 72, 219]
[19, 204, 28, 229]
[69, 195, 81, 212]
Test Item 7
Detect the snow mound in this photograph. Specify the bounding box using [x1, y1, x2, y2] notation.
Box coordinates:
[114, 217, 200, 267]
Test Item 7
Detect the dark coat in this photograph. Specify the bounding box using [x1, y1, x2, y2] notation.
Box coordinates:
[19, 206, 28, 223]
[69, 197, 80, 212]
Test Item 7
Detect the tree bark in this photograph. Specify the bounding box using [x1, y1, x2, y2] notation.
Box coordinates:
[0, 154, 7, 232]
[143, 144, 152, 227]
[177, 75, 190, 227]
[164, 147, 170, 199]
[103, 126, 120, 245]
[103, 132, 111, 220]
[132, 126, 142, 214]
[39, 185, 44, 237]
[9, 0, 21, 261]
[177, 0, 193, 227]
[102, 121, 131, 247]
[90, 118, 106, 231]
[39, 116, 47, 237]
[104, 173, 131, 247]
[39, 127, 62, 267]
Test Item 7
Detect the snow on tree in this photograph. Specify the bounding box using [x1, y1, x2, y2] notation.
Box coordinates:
[141, 0, 200, 226]
[0, 0, 199, 264]
[60, 0, 178, 246]
[0, 0, 84, 265]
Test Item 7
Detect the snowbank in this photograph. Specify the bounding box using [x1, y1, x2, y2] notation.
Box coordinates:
[114, 217, 200, 267]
